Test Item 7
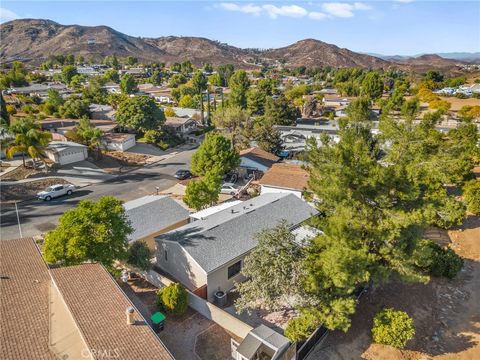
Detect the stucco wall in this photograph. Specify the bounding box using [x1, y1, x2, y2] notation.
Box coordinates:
[137, 218, 189, 251]
[206, 254, 248, 302]
[156, 241, 207, 291]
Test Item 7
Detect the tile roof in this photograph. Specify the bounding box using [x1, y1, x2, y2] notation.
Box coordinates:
[0, 238, 55, 360]
[124, 195, 190, 242]
[156, 193, 317, 273]
[259, 163, 310, 191]
[239, 147, 280, 168]
[50, 264, 173, 360]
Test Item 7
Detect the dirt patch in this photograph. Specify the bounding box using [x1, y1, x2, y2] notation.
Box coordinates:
[125, 275, 159, 313]
[0, 166, 42, 181]
[93, 151, 148, 174]
[438, 96, 480, 112]
[308, 216, 480, 360]
[0, 178, 71, 203]
[195, 324, 238, 360]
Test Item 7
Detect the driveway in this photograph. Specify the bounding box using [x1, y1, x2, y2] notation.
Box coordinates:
[55, 160, 116, 186]
[0, 149, 195, 240]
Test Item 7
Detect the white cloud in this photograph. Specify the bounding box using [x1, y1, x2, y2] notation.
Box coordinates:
[308, 12, 328, 20]
[0, 7, 19, 23]
[262, 5, 308, 19]
[321, 2, 371, 18]
[218, 2, 370, 21]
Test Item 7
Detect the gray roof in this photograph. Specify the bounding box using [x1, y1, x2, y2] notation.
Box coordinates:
[156, 193, 318, 273]
[46, 141, 87, 153]
[251, 325, 290, 351]
[124, 195, 189, 242]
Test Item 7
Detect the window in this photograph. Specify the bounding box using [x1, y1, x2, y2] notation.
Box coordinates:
[227, 260, 241, 279]
[164, 250, 168, 262]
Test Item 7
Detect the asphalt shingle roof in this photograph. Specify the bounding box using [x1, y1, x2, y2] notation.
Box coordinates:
[156, 193, 318, 273]
[124, 195, 190, 242]
[50, 264, 173, 360]
[0, 238, 55, 360]
[240, 147, 280, 169]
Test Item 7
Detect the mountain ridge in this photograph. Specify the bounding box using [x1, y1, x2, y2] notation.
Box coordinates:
[0, 19, 464, 70]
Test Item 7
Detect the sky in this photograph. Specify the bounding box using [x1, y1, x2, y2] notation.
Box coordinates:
[0, 1, 479, 55]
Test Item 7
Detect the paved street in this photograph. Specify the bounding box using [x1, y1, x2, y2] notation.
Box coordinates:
[0, 149, 195, 240]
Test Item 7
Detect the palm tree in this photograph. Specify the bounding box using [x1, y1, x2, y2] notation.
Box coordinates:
[75, 118, 103, 159]
[6, 118, 52, 167]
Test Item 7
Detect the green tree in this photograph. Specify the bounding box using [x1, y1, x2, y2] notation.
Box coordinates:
[413, 240, 463, 279]
[127, 241, 153, 271]
[362, 72, 384, 99]
[212, 106, 249, 147]
[72, 118, 103, 156]
[83, 76, 108, 104]
[346, 97, 371, 121]
[180, 60, 193, 75]
[235, 222, 306, 313]
[228, 70, 250, 109]
[1, 92, 10, 127]
[285, 310, 322, 342]
[6, 119, 52, 167]
[191, 132, 240, 176]
[183, 170, 222, 210]
[208, 73, 222, 87]
[148, 70, 163, 86]
[217, 64, 235, 86]
[247, 88, 267, 115]
[61, 65, 78, 84]
[401, 97, 420, 121]
[372, 308, 415, 349]
[264, 96, 300, 126]
[203, 63, 213, 73]
[168, 73, 187, 88]
[178, 95, 196, 108]
[59, 97, 90, 119]
[126, 56, 138, 66]
[463, 180, 480, 215]
[120, 74, 138, 94]
[42, 89, 64, 115]
[191, 70, 207, 93]
[104, 68, 120, 83]
[115, 95, 165, 132]
[156, 283, 188, 315]
[43, 196, 133, 269]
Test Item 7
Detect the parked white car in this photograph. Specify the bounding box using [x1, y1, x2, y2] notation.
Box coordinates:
[37, 184, 75, 201]
[220, 182, 239, 195]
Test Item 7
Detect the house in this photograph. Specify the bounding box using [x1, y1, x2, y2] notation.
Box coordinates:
[239, 147, 280, 173]
[124, 195, 190, 250]
[259, 163, 310, 199]
[164, 117, 198, 135]
[189, 200, 243, 221]
[89, 103, 115, 120]
[233, 325, 296, 360]
[45, 141, 88, 165]
[103, 133, 136, 152]
[275, 124, 340, 153]
[0, 237, 173, 360]
[41, 118, 118, 135]
[155, 193, 317, 301]
[322, 96, 351, 107]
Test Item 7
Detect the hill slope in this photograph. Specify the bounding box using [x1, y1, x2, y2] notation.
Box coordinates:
[0, 19, 462, 71]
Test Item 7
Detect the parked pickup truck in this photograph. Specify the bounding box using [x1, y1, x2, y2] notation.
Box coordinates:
[37, 184, 75, 201]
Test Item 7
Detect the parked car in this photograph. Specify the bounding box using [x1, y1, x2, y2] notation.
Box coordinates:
[220, 182, 239, 195]
[174, 169, 192, 180]
[37, 184, 75, 201]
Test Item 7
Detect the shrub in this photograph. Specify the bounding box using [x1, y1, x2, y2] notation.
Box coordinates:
[413, 240, 463, 279]
[126, 241, 153, 271]
[285, 312, 321, 342]
[372, 308, 415, 348]
[143, 129, 160, 144]
[463, 180, 480, 215]
[156, 283, 188, 315]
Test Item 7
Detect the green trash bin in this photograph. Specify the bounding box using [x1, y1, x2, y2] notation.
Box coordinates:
[151, 312, 166, 333]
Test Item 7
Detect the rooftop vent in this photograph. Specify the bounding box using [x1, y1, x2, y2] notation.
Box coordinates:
[126, 306, 135, 325]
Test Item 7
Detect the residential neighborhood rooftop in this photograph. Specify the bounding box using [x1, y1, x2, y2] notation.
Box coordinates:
[239, 147, 280, 169]
[124, 195, 190, 242]
[259, 163, 310, 191]
[156, 193, 318, 273]
[0, 238, 173, 360]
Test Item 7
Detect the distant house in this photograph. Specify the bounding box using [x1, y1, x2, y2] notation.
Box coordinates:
[164, 117, 198, 135]
[103, 133, 136, 152]
[41, 118, 118, 135]
[322, 96, 351, 107]
[124, 195, 190, 250]
[155, 193, 317, 301]
[89, 104, 115, 120]
[259, 163, 310, 199]
[45, 141, 88, 165]
[239, 147, 279, 172]
[0, 238, 173, 360]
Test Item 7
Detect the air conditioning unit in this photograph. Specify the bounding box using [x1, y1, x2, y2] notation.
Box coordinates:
[214, 290, 227, 307]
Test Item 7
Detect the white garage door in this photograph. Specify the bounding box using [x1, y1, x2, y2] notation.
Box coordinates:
[122, 137, 136, 151]
[60, 150, 86, 165]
